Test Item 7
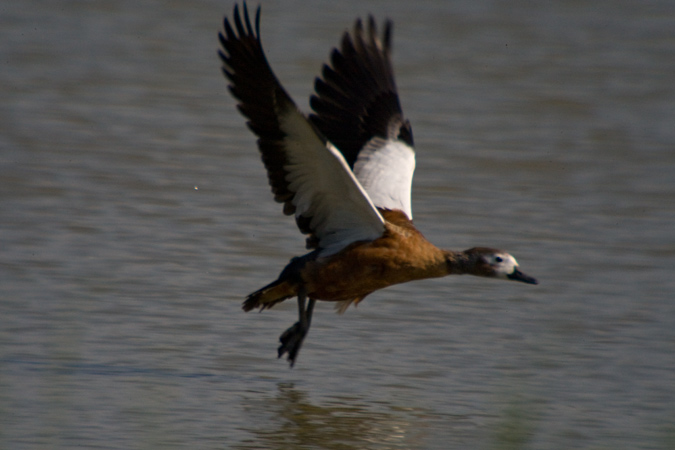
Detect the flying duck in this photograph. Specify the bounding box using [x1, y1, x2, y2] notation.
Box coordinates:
[218, 3, 537, 366]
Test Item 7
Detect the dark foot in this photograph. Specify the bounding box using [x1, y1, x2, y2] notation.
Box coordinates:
[278, 321, 308, 367]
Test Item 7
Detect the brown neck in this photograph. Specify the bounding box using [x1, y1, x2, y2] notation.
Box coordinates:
[441, 249, 474, 276]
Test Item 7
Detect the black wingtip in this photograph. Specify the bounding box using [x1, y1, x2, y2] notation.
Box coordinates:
[255, 5, 261, 38]
[383, 20, 393, 53]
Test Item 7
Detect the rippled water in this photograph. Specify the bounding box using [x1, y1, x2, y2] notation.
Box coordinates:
[2, 0, 674, 448]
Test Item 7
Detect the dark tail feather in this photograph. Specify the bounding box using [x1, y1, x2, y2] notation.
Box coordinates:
[243, 253, 315, 312]
[243, 278, 297, 312]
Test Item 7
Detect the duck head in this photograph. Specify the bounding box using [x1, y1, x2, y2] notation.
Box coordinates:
[462, 247, 538, 284]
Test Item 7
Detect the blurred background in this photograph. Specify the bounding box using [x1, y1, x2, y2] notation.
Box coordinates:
[1, 0, 674, 448]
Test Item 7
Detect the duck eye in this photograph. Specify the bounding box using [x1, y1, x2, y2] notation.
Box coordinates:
[495, 256, 503, 263]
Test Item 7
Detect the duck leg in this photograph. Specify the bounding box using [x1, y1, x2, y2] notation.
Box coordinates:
[278, 286, 315, 367]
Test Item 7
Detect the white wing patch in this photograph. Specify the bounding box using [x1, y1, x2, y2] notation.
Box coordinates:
[278, 106, 386, 256]
[353, 138, 416, 219]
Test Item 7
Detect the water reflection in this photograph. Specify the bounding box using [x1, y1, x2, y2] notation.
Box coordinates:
[233, 383, 547, 449]
[235, 383, 415, 450]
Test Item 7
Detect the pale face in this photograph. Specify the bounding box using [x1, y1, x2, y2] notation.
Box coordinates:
[484, 252, 518, 278]
[484, 252, 537, 284]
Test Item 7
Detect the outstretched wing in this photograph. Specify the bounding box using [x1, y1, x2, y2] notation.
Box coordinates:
[218, 4, 385, 255]
[310, 17, 416, 219]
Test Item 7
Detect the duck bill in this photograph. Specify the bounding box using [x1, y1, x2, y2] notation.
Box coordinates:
[507, 268, 538, 285]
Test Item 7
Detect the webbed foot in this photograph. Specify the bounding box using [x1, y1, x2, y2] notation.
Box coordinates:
[278, 321, 308, 367]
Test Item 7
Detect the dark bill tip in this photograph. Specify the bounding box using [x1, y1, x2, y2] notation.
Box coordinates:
[507, 268, 538, 285]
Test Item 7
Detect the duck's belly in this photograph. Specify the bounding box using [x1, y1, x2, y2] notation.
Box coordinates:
[302, 244, 436, 301]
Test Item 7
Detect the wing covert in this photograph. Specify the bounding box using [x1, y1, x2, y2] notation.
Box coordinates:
[310, 16, 416, 219]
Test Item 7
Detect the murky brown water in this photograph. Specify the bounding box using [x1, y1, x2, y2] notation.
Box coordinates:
[2, 0, 674, 448]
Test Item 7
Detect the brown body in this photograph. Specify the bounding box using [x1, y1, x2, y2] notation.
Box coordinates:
[304, 210, 447, 300]
[244, 210, 467, 312]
